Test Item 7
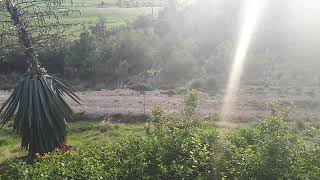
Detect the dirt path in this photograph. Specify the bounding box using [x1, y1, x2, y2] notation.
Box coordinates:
[1, 89, 319, 122]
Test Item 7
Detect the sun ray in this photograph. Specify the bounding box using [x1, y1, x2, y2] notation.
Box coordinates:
[222, 0, 265, 119]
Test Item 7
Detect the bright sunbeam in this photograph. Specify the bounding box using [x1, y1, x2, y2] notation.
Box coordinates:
[222, 0, 265, 118]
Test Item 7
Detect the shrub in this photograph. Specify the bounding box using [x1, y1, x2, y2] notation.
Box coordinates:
[1, 100, 221, 179]
[267, 101, 294, 120]
[183, 89, 200, 118]
[294, 125, 320, 179]
[226, 117, 300, 179]
[295, 142, 320, 179]
[157, 45, 198, 87]
[143, 106, 221, 179]
[1, 103, 320, 179]
[189, 77, 218, 92]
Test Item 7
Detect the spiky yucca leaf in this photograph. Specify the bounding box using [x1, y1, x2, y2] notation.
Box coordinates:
[0, 75, 80, 155]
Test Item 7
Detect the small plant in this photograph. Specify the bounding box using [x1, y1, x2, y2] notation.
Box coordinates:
[149, 105, 166, 124]
[0, 75, 80, 157]
[183, 89, 200, 118]
[267, 101, 294, 120]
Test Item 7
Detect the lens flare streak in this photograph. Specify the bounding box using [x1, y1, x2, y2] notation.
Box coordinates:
[222, 0, 264, 118]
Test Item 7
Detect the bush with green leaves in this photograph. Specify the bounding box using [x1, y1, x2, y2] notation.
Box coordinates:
[1, 104, 222, 179]
[143, 106, 222, 179]
[225, 116, 319, 179]
[190, 77, 218, 92]
[294, 125, 320, 179]
[1, 103, 320, 179]
[183, 89, 200, 117]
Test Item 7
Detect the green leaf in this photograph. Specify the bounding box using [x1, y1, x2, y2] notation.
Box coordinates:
[0, 74, 80, 155]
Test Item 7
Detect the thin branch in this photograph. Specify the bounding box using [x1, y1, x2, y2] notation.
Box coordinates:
[1, 0, 80, 66]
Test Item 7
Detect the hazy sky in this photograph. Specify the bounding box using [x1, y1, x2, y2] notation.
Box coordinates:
[181, 0, 320, 64]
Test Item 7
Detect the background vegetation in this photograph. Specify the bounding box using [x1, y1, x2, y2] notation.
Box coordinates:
[1, 0, 320, 96]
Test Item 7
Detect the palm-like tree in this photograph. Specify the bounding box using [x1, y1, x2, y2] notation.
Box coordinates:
[0, 0, 80, 157]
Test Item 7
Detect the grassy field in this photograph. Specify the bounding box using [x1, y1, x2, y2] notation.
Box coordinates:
[63, 7, 156, 25]
[0, 120, 144, 164]
[58, 0, 160, 27]
[0, 115, 224, 165]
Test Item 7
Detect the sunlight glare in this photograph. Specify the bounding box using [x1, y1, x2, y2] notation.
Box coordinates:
[222, 0, 265, 119]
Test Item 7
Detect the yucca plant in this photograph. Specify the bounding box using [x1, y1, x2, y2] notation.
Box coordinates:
[0, 0, 80, 157]
[0, 74, 80, 155]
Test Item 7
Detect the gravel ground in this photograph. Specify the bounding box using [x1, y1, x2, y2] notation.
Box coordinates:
[1, 89, 319, 123]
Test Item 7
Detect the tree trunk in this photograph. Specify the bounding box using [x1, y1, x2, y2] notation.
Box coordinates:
[4, 0, 43, 74]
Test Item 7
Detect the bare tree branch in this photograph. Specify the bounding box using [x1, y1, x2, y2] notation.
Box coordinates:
[1, 0, 79, 68]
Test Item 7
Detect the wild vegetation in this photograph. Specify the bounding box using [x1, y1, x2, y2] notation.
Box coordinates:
[1, 0, 320, 95]
[0, 90, 319, 179]
[0, 0, 319, 179]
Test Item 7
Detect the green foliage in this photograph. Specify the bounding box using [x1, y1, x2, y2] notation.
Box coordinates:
[0, 75, 80, 155]
[204, 114, 221, 122]
[190, 77, 218, 92]
[1, 105, 221, 179]
[225, 117, 319, 180]
[108, 113, 150, 123]
[183, 89, 200, 117]
[267, 101, 294, 120]
[157, 45, 198, 87]
[0, 12, 205, 90]
[1, 113, 320, 179]
[2, 1, 320, 92]
[294, 125, 320, 179]
[0, 76, 319, 179]
[143, 106, 221, 179]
